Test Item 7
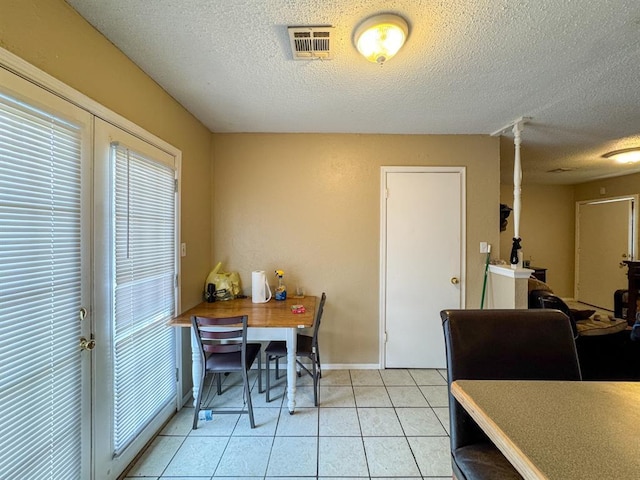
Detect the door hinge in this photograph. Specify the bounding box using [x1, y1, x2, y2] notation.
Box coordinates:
[174, 179, 178, 192]
[385, 187, 389, 199]
[175, 367, 179, 382]
[384, 331, 388, 343]
[175, 274, 178, 288]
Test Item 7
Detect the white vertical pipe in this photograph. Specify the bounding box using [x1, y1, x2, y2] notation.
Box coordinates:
[512, 121, 522, 239]
[512, 121, 522, 267]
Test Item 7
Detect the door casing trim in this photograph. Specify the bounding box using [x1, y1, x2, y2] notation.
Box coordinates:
[379, 166, 466, 368]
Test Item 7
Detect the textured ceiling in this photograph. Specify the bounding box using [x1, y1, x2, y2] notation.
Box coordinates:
[65, 0, 640, 185]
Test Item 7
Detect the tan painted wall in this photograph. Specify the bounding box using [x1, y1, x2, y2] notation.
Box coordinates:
[500, 184, 575, 296]
[574, 172, 640, 202]
[1, 0, 213, 397]
[212, 133, 500, 364]
[1, 0, 213, 310]
[1, 0, 503, 368]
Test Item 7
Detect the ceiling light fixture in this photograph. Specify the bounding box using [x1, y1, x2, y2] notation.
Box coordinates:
[602, 148, 640, 164]
[354, 14, 408, 64]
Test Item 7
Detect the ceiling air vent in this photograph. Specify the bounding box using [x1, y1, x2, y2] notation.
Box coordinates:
[288, 26, 334, 60]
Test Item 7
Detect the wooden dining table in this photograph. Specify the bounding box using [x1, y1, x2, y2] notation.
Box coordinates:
[451, 379, 640, 479]
[169, 295, 317, 414]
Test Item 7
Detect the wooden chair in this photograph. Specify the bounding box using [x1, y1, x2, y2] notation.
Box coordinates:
[264, 292, 326, 406]
[191, 314, 263, 429]
[441, 309, 582, 479]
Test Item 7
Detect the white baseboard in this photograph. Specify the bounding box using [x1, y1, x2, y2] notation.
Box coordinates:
[265, 362, 381, 370]
[323, 363, 381, 370]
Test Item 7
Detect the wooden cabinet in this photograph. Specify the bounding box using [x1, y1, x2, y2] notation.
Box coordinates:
[529, 266, 547, 283]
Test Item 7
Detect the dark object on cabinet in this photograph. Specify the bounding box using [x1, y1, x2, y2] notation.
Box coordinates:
[499, 203, 512, 231]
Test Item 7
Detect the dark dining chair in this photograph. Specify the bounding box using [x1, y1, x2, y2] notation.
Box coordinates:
[264, 292, 326, 406]
[191, 314, 263, 429]
[441, 309, 582, 480]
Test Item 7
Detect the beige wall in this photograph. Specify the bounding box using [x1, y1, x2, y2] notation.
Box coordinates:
[574, 172, 640, 202]
[212, 133, 500, 364]
[1, 0, 213, 310]
[1, 0, 504, 368]
[498, 172, 640, 299]
[2, 0, 213, 398]
[500, 184, 575, 296]
[575, 173, 640, 281]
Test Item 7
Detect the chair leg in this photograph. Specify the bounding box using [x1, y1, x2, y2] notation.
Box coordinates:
[317, 351, 322, 378]
[258, 352, 264, 393]
[266, 353, 272, 402]
[243, 370, 255, 428]
[312, 355, 318, 407]
[216, 372, 222, 395]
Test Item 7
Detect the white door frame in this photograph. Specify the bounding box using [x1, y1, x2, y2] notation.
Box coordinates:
[575, 194, 638, 301]
[379, 166, 466, 368]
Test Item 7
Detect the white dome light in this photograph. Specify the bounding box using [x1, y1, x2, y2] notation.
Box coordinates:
[354, 14, 409, 65]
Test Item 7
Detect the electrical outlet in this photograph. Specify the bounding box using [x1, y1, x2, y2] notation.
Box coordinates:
[480, 242, 488, 253]
[180, 243, 187, 257]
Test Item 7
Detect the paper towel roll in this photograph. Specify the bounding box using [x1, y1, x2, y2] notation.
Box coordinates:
[251, 270, 271, 303]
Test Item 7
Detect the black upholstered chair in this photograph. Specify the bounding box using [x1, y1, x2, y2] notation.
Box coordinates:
[191, 315, 263, 429]
[265, 292, 326, 406]
[441, 309, 582, 480]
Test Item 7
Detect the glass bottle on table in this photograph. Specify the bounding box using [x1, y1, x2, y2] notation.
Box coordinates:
[275, 269, 287, 301]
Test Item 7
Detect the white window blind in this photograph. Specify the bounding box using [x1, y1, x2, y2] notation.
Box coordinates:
[112, 144, 176, 454]
[0, 92, 83, 478]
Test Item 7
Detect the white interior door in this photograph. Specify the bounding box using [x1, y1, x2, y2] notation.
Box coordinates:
[576, 197, 636, 310]
[382, 167, 464, 368]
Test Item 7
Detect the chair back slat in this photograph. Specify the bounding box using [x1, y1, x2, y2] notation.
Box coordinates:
[199, 329, 243, 340]
[311, 292, 326, 347]
[203, 342, 242, 354]
[191, 314, 249, 365]
[194, 315, 244, 327]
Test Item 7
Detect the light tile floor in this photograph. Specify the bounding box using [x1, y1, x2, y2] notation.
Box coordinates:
[124, 368, 451, 479]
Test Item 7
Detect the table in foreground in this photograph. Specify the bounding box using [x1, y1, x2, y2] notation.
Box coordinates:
[170, 296, 317, 414]
[451, 380, 640, 480]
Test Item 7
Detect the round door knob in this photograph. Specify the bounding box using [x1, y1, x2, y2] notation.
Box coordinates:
[451, 277, 459, 285]
[79, 337, 96, 351]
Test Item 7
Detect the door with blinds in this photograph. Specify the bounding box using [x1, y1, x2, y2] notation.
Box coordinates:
[0, 68, 92, 478]
[93, 119, 178, 479]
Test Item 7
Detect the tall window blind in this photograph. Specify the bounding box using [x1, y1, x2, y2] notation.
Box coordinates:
[0, 92, 83, 478]
[112, 144, 176, 454]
